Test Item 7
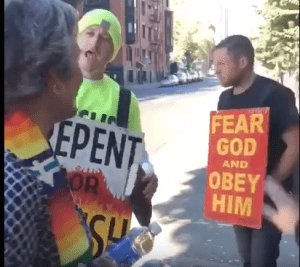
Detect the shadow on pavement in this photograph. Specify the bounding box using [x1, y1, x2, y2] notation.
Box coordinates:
[153, 167, 242, 267]
[153, 168, 300, 267]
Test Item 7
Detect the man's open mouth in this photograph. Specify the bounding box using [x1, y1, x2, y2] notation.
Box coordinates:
[85, 51, 96, 58]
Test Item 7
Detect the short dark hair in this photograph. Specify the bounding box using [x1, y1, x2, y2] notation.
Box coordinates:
[215, 35, 255, 68]
[61, 0, 82, 8]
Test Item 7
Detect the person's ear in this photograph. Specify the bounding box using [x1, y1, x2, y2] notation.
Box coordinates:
[239, 56, 248, 69]
[76, 1, 84, 20]
[44, 69, 66, 96]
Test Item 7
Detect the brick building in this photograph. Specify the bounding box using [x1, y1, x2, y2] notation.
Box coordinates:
[84, 0, 173, 86]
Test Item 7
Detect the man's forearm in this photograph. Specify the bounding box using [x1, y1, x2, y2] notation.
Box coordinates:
[271, 147, 299, 182]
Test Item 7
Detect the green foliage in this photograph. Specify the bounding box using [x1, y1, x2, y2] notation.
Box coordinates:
[253, 0, 299, 79]
[174, 23, 214, 62]
[172, 6, 215, 63]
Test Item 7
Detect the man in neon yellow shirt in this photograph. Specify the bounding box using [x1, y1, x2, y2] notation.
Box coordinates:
[76, 9, 141, 133]
[73, 9, 158, 257]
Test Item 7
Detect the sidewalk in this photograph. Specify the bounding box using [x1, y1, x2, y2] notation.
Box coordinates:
[139, 256, 235, 267]
[131, 89, 240, 267]
[124, 81, 161, 91]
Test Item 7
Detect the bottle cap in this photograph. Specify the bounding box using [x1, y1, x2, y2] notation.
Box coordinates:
[141, 162, 154, 177]
[149, 222, 162, 235]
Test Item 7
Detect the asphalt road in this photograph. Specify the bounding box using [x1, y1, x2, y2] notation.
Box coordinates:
[130, 78, 299, 267]
[132, 77, 220, 102]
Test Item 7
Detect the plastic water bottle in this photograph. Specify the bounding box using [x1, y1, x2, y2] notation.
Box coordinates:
[104, 222, 162, 266]
[141, 150, 154, 178]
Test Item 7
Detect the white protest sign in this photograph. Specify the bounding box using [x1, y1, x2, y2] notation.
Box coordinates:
[49, 117, 144, 198]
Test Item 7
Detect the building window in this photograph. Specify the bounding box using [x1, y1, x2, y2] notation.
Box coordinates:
[128, 70, 134, 83]
[148, 27, 152, 41]
[142, 49, 146, 60]
[128, 22, 133, 33]
[167, 18, 170, 27]
[154, 52, 157, 65]
[136, 19, 138, 37]
[166, 0, 169, 7]
[128, 0, 133, 6]
[127, 46, 132, 62]
[129, 47, 132, 62]
[85, 0, 110, 11]
[142, 25, 146, 38]
[136, 48, 140, 57]
[142, 1, 146, 15]
[86, 0, 108, 3]
[148, 51, 152, 64]
[143, 71, 147, 82]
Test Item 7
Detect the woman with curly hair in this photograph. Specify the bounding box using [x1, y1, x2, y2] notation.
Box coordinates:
[4, 1, 97, 266]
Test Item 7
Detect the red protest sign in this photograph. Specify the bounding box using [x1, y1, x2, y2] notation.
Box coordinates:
[203, 108, 270, 229]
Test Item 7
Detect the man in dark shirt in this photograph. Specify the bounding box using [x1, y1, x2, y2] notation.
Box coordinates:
[214, 35, 299, 267]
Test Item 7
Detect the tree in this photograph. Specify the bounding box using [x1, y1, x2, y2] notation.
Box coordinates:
[172, 0, 215, 64]
[173, 19, 214, 64]
[252, 0, 299, 83]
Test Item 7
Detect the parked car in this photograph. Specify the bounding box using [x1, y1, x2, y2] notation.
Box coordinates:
[207, 68, 216, 77]
[195, 71, 200, 81]
[197, 70, 204, 81]
[189, 71, 195, 82]
[185, 72, 193, 83]
[191, 71, 199, 82]
[188, 71, 195, 82]
[194, 71, 200, 81]
[160, 75, 179, 87]
[175, 72, 187, 84]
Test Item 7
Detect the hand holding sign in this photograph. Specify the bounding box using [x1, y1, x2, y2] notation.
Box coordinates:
[50, 117, 144, 256]
[142, 174, 158, 200]
[263, 175, 299, 234]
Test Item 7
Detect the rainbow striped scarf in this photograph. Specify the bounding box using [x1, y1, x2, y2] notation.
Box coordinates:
[4, 111, 93, 267]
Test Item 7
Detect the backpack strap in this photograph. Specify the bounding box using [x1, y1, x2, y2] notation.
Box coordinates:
[117, 87, 131, 128]
[116, 87, 152, 226]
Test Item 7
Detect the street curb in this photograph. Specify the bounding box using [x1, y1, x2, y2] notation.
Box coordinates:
[125, 83, 161, 91]
[165, 256, 239, 267]
[138, 256, 239, 267]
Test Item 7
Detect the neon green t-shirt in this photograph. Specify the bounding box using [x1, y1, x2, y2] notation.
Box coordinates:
[76, 75, 142, 132]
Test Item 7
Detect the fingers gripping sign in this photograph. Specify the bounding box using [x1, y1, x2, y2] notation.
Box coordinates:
[142, 174, 158, 200]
